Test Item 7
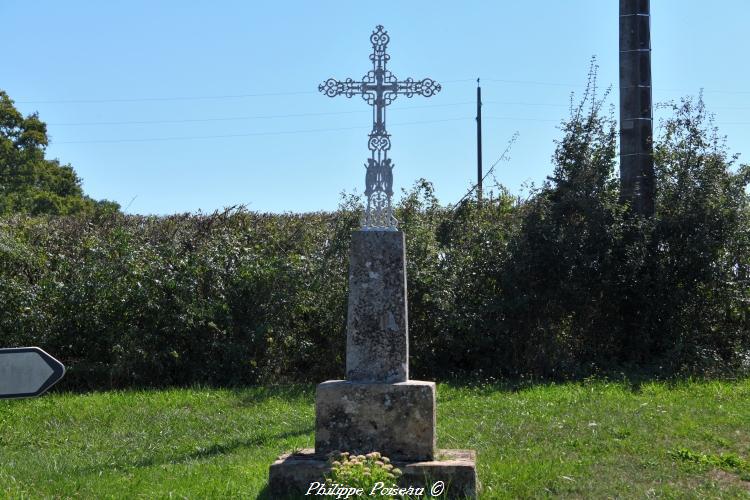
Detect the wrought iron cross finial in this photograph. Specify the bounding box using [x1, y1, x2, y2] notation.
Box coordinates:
[319, 25, 441, 230]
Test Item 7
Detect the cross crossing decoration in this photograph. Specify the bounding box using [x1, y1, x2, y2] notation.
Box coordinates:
[319, 25, 441, 229]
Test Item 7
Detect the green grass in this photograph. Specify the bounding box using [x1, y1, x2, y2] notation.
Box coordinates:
[1, 380, 749, 498]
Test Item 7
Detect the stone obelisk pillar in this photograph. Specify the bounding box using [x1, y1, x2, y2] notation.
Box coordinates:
[345, 231, 409, 383]
[619, 0, 655, 216]
[269, 25, 476, 497]
[269, 230, 477, 496]
[315, 230, 435, 460]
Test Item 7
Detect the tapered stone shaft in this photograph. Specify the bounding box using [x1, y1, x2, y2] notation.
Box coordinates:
[345, 230, 408, 383]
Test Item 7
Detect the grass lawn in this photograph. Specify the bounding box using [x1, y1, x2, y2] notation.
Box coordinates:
[1, 379, 749, 498]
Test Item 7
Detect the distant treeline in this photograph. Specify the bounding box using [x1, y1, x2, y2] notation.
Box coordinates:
[1, 91, 748, 390]
[0, 90, 120, 217]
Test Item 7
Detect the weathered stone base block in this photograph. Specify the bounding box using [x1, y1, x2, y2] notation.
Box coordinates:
[315, 380, 435, 461]
[268, 449, 477, 499]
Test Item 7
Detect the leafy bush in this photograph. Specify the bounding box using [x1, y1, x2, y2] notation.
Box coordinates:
[1, 87, 747, 389]
[649, 96, 750, 373]
[0, 208, 354, 387]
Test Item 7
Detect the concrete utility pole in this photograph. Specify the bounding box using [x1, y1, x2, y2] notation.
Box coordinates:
[476, 79, 483, 204]
[619, 0, 655, 216]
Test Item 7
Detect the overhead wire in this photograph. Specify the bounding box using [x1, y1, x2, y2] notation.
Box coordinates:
[16, 77, 750, 105]
[15, 89, 318, 105]
[47, 100, 581, 127]
[15, 76, 748, 144]
[15, 79, 476, 104]
[49, 101, 477, 126]
[55, 116, 474, 144]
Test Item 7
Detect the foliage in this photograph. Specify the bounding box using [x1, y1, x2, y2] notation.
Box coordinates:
[0, 80, 748, 387]
[0, 90, 119, 216]
[650, 95, 750, 373]
[0, 208, 355, 388]
[325, 451, 401, 494]
[477, 80, 750, 378]
[496, 71, 628, 376]
[669, 448, 750, 478]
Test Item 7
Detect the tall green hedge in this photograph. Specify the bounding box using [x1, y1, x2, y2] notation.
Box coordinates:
[1, 94, 748, 389]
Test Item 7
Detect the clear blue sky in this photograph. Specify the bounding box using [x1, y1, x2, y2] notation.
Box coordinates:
[3, 1, 749, 215]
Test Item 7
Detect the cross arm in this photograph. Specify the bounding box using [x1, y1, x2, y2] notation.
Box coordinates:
[396, 78, 442, 98]
[319, 77, 363, 98]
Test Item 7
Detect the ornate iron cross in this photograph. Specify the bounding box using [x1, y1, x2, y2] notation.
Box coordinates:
[319, 25, 441, 230]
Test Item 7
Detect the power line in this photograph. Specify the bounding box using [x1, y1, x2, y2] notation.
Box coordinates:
[17, 79, 476, 105]
[49, 101, 476, 126]
[483, 78, 585, 88]
[55, 117, 473, 144]
[471, 79, 750, 96]
[484, 100, 568, 108]
[484, 116, 559, 122]
[16, 89, 318, 105]
[52, 113, 750, 145]
[16, 78, 750, 106]
[47, 100, 576, 127]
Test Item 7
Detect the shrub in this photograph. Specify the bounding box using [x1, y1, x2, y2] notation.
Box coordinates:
[1, 88, 747, 388]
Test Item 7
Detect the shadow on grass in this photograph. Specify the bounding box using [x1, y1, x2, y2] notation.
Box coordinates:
[256, 484, 342, 500]
[229, 385, 314, 407]
[75, 427, 313, 475]
[256, 484, 301, 500]
[48, 382, 316, 404]
[433, 368, 749, 401]
[50, 370, 747, 402]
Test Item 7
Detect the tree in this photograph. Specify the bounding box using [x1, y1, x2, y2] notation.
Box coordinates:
[499, 69, 630, 376]
[650, 95, 750, 371]
[0, 90, 119, 215]
[499, 75, 750, 377]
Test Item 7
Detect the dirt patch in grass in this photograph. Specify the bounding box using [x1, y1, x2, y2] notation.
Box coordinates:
[708, 469, 750, 493]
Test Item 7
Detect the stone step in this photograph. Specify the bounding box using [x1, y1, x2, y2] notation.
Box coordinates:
[269, 448, 478, 498]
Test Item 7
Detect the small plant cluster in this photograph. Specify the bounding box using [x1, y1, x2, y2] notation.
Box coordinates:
[325, 451, 402, 491]
[670, 447, 750, 480]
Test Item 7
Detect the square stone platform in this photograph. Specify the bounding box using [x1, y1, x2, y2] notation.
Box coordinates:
[316, 380, 435, 461]
[269, 448, 477, 498]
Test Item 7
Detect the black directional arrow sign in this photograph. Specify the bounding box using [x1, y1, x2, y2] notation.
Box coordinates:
[0, 347, 65, 399]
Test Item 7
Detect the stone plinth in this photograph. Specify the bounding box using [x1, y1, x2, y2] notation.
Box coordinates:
[346, 230, 408, 383]
[315, 380, 435, 461]
[267, 227, 478, 498]
[269, 449, 477, 498]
